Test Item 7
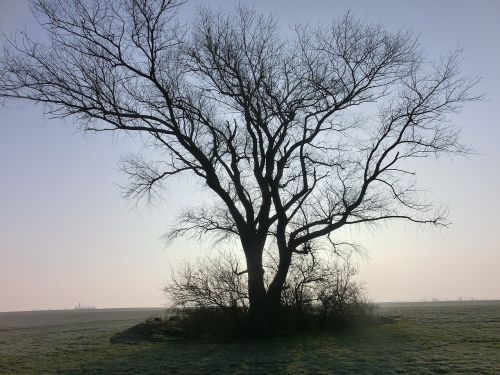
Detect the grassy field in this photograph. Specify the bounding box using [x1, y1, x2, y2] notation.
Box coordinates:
[0, 301, 499, 374]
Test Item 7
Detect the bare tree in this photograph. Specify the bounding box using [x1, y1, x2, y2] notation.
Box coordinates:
[0, 0, 479, 330]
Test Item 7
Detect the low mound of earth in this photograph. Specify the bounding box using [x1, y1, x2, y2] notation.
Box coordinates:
[110, 319, 184, 344]
[110, 313, 396, 344]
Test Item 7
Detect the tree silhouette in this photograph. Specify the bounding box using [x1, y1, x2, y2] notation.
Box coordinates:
[0, 0, 479, 330]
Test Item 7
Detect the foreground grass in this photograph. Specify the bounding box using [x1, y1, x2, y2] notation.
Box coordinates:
[0, 302, 499, 374]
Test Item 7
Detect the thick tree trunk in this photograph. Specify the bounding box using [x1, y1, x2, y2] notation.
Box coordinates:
[244, 243, 268, 333]
[244, 238, 293, 333]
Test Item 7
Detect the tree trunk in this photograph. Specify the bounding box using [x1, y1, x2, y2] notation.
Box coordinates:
[244, 238, 293, 333]
[244, 244, 268, 333]
[267, 251, 292, 307]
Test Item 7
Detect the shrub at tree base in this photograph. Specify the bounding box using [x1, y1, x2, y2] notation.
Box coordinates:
[160, 251, 379, 337]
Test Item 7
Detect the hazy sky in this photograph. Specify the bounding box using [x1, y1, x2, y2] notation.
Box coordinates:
[1, 0, 499, 312]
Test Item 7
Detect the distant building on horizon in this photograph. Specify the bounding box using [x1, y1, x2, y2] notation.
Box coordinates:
[73, 302, 96, 310]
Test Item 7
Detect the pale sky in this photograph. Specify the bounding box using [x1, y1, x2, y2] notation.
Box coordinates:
[0, 0, 499, 312]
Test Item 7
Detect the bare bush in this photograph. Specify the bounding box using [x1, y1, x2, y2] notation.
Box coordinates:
[275, 250, 370, 319]
[314, 258, 371, 325]
[165, 251, 249, 316]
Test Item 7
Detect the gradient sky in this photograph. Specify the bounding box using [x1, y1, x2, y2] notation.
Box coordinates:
[1, 0, 499, 312]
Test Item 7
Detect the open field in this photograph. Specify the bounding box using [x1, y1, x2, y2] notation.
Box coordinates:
[1, 301, 499, 374]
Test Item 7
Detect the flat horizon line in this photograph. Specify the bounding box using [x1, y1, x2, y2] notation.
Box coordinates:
[2, 299, 500, 314]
